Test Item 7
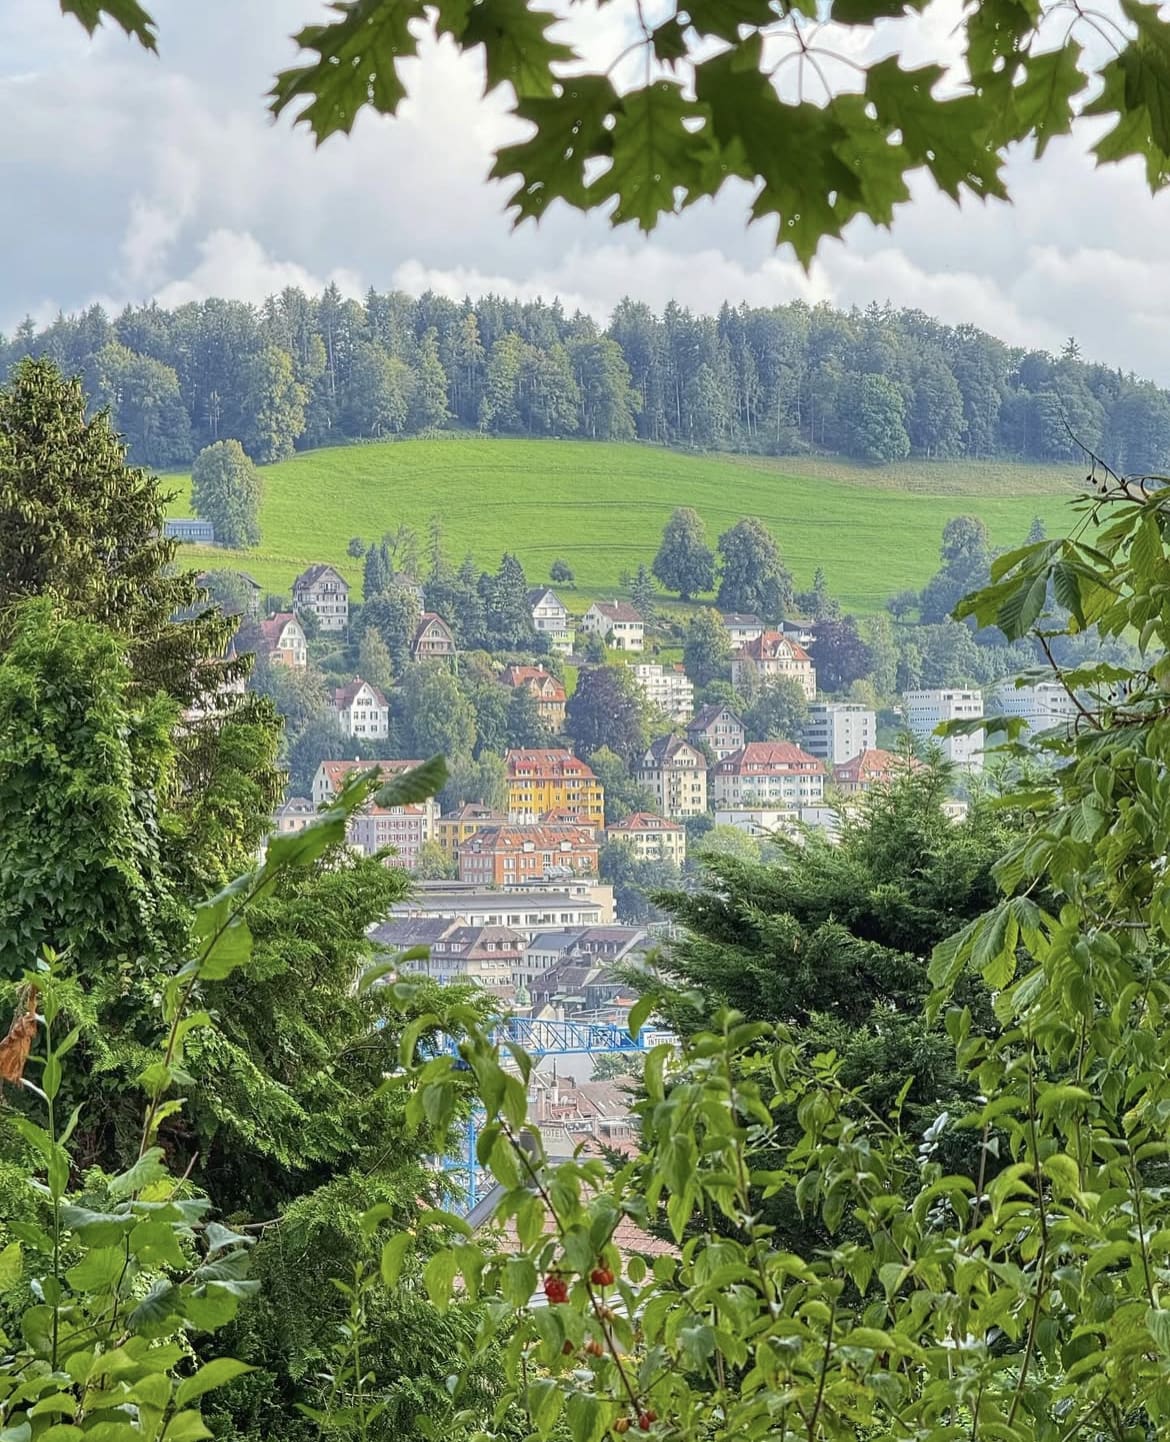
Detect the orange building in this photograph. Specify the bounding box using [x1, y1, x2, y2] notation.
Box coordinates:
[458, 823, 600, 886]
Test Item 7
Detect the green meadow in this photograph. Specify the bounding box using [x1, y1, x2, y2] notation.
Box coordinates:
[165, 437, 1085, 614]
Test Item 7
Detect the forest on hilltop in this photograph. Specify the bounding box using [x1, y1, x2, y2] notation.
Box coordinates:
[6, 288, 1170, 473]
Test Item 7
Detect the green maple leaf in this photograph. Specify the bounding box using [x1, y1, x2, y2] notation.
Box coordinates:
[828, 94, 912, 229]
[270, 0, 425, 141]
[829, 0, 929, 24]
[865, 57, 1008, 202]
[1087, 44, 1170, 184]
[490, 75, 618, 222]
[696, 49, 859, 264]
[684, 0, 785, 41]
[588, 82, 718, 231]
[461, 0, 575, 97]
[1012, 42, 1086, 156]
[59, 0, 157, 48]
[651, 17, 689, 65]
[965, 0, 1041, 85]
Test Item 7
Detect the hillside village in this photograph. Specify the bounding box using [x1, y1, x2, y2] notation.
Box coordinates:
[184, 505, 1088, 1060]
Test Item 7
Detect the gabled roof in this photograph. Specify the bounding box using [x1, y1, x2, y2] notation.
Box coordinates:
[526, 587, 565, 608]
[688, 702, 744, 732]
[641, 734, 705, 768]
[717, 741, 824, 774]
[316, 758, 425, 793]
[720, 612, 763, 626]
[833, 748, 920, 786]
[738, 631, 812, 663]
[440, 802, 504, 824]
[412, 612, 455, 644]
[590, 600, 643, 624]
[258, 612, 302, 647]
[462, 823, 597, 855]
[500, 665, 566, 700]
[293, 563, 348, 591]
[330, 676, 389, 710]
[505, 748, 598, 780]
[607, 811, 684, 834]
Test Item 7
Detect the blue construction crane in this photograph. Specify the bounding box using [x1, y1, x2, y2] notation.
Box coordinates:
[442, 1016, 648, 1213]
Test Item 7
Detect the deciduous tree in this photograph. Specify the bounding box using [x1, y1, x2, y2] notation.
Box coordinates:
[653, 506, 715, 600]
[716, 517, 793, 621]
[192, 439, 263, 548]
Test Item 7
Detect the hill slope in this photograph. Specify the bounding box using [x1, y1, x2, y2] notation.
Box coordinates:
[167, 439, 1084, 614]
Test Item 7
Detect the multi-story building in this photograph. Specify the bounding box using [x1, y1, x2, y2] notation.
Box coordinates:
[686, 703, 746, 761]
[832, 747, 918, 795]
[346, 803, 433, 868]
[274, 796, 315, 833]
[720, 613, 765, 647]
[803, 702, 876, 765]
[505, 748, 605, 826]
[373, 916, 522, 994]
[381, 886, 608, 938]
[712, 741, 825, 808]
[499, 665, 567, 730]
[730, 631, 816, 697]
[411, 612, 457, 661]
[902, 688, 985, 771]
[631, 663, 695, 724]
[329, 677, 391, 740]
[605, 812, 686, 866]
[435, 803, 505, 861]
[459, 823, 599, 886]
[990, 679, 1078, 738]
[527, 588, 575, 654]
[312, 757, 426, 808]
[255, 612, 307, 668]
[292, 564, 350, 632]
[580, 601, 645, 652]
[636, 735, 708, 819]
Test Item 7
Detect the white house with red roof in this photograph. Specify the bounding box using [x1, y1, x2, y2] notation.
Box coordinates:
[329, 677, 390, 740]
[712, 741, 825, 808]
[832, 748, 921, 795]
[730, 631, 816, 698]
[580, 601, 645, 652]
[256, 613, 307, 668]
[311, 757, 439, 868]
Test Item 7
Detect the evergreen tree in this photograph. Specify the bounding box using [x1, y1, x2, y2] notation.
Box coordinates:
[410, 328, 449, 431]
[242, 344, 307, 461]
[683, 608, 732, 687]
[630, 563, 656, 622]
[653, 507, 715, 600]
[357, 629, 395, 694]
[550, 558, 574, 586]
[716, 517, 793, 621]
[394, 661, 476, 760]
[479, 552, 534, 649]
[191, 439, 263, 548]
[504, 681, 552, 748]
[359, 583, 422, 672]
[741, 677, 809, 743]
[843, 371, 911, 463]
[363, 540, 391, 599]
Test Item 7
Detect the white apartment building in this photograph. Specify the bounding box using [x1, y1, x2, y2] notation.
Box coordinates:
[990, 680, 1078, 738]
[803, 702, 877, 765]
[712, 742, 826, 808]
[631, 663, 695, 724]
[329, 678, 391, 740]
[902, 688, 985, 771]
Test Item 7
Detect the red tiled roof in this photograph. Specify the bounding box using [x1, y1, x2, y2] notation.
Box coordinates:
[500, 665, 566, 701]
[833, 747, 920, 785]
[258, 612, 300, 647]
[737, 631, 812, 663]
[506, 748, 598, 780]
[607, 812, 683, 834]
[716, 741, 824, 774]
[592, 601, 643, 624]
[318, 758, 425, 791]
[462, 824, 598, 854]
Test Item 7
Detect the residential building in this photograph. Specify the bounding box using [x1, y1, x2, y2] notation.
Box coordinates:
[411, 612, 458, 661]
[832, 747, 920, 795]
[990, 679, 1078, 738]
[712, 741, 825, 808]
[902, 688, 985, 771]
[312, 757, 428, 808]
[803, 702, 877, 765]
[347, 803, 433, 869]
[505, 748, 605, 827]
[383, 887, 607, 938]
[580, 601, 645, 652]
[636, 735, 708, 819]
[530, 959, 629, 1018]
[500, 665, 567, 729]
[730, 631, 816, 698]
[435, 803, 505, 861]
[256, 613, 307, 668]
[274, 796, 315, 833]
[329, 677, 391, 740]
[631, 663, 695, 724]
[196, 570, 261, 618]
[686, 703, 746, 761]
[164, 518, 214, 543]
[605, 812, 686, 866]
[459, 823, 600, 887]
[391, 572, 426, 607]
[518, 929, 588, 989]
[527, 587, 575, 654]
[372, 917, 522, 993]
[292, 563, 350, 632]
[715, 806, 838, 839]
[720, 613, 765, 646]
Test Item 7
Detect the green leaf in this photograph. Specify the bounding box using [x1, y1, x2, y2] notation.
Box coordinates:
[59, 0, 156, 48]
[973, 905, 1019, 989]
[627, 994, 654, 1039]
[108, 1147, 168, 1201]
[996, 569, 1049, 639]
[197, 917, 253, 982]
[685, 0, 775, 39]
[59, 1206, 136, 1247]
[1012, 42, 1086, 156]
[65, 1246, 125, 1292]
[565, 1391, 607, 1442]
[0, 1241, 21, 1288]
[163, 1414, 213, 1442]
[830, 0, 930, 22]
[460, 0, 574, 97]
[380, 1232, 412, 1287]
[588, 82, 717, 232]
[174, 1359, 254, 1409]
[423, 1248, 459, 1309]
[491, 77, 617, 223]
[270, 0, 427, 142]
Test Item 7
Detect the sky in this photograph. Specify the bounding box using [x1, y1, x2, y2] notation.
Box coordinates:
[3, 0, 1169, 380]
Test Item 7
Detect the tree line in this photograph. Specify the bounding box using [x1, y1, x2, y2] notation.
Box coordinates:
[6, 290, 1170, 471]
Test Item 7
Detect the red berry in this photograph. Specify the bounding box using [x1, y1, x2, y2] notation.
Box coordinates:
[562, 1339, 575, 1355]
[590, 1266, 615, 1286]
[543, 1275, 569, 1303]
[638, 1411, 657, 1431]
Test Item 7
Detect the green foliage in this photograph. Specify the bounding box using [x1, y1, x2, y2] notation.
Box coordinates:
[653, 507, 715, 602]
[394, 660, 477, 761]
[598, 839, 682, 924]
[549, 559, 574, 586]
[360, 583, 422, 671]
[682, 608, 732, 688]
[587, 747, 657, 826]
[242, 346, 306, 463]
[739, 675, 809, 743]
[566, 666, 650, 766]
[191, 440, 263, 549]
[842, 371, 911, 463]
[716, 517, 793, 621]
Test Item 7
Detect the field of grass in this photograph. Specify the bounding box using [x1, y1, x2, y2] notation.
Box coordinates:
[165, 438, 1086, 615]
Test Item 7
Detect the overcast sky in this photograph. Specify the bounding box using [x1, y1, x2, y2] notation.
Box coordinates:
[3, 0, 1169, 380]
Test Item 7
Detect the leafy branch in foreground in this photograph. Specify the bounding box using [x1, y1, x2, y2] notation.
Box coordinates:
[55, 0, 1170, 265]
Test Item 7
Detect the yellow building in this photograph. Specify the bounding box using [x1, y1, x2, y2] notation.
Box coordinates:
[604, 812, 686, 866]
[505, 748, 605, 828]
[435, 803, 504, 860]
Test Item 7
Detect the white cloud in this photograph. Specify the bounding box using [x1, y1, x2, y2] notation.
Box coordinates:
[153, 229, 365, 308]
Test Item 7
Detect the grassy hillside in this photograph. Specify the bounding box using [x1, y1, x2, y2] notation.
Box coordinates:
[165, 438, 1085, 615]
